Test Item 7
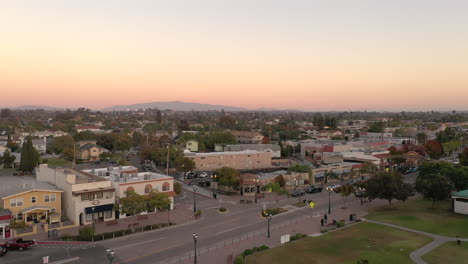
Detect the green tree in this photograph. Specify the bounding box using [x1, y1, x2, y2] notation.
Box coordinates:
[51, 135, 75, 154]
[120, 191, 146, 232]
[174, 182, 182, 195]
[442, 141, 460, 156]
[173, 156, 195, 173]
[274, 175, 286, 187]
[60, 148, 75, 162]
[416, 172, 453, 208]
[367, 122, 385, 133]
[365, 171, 414, 206]
[147, 191, 172, 225]
[19, 136, 40, 173]
[1, 149, 16, 168]
[335, 184, 354, 207]
[73, 131, 96, 141]
[213, 167, 240, 189]
[459, 147, 468, 166]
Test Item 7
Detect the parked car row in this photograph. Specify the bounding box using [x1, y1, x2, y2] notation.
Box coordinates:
[186, 171, 209, 179]
[290, 185, 324, 197]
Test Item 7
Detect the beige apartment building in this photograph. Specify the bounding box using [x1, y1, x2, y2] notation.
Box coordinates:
[185, 150, 272, 171]
[36, 164, 116, 226]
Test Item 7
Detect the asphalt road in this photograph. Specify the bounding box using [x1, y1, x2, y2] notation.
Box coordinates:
[1, 189, 355, 264]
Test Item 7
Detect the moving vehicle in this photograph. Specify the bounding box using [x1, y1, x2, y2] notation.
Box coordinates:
[0, 246, 7, 256]
[199, 172, 208, 178]
[305, 185, 323, 193]
[0, 238, 36, 251]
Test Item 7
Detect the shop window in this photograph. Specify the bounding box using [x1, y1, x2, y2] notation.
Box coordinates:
[81, 194, 90, 201]
[105, 211, 112, 219]
[86, 214, 93, 222]
[96, 192, 103, 199]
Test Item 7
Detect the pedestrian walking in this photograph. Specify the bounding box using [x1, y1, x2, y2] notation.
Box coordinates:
[320, 218, 324, 227]
[324, 214, 328, 223]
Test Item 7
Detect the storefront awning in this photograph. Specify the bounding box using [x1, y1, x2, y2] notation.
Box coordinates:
[85, 204, 114, 214]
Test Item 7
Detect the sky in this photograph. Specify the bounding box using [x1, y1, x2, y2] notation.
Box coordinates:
[1, 0, 467, 111]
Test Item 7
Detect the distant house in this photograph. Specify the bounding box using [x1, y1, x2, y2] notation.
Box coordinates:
[76, 125, 101, 133]
[77, 140, 108, 161]
[452, 190, 468, 215]
[185, 140, 199, 152]
[31, 137, 47, 155]
[230, 131, 264, 144]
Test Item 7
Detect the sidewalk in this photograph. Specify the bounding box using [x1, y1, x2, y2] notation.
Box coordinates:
[16, 203, 195, 242]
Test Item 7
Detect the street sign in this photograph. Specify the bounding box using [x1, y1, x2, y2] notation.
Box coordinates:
[309, 201, 315, 208]
[43, 256, 49, 264]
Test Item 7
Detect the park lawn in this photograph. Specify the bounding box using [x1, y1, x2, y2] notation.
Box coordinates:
[367, 199, 468, 237]
[423, 241, 468, 264]
[46, 157, 72, 168]
[246, 222, 432, 264]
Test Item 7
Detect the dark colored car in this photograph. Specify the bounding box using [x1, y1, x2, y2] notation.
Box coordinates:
[186, 172, 197, 179]
[291, 190, 306, 197]
[198, 180, 211, 187]
[0, 246, 7, 256]
[306, 185, 323, 193]
[0, 238, 36, 251]
[354, 190, 366, 198]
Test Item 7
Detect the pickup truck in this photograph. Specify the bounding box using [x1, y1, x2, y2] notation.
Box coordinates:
[0, 238, 36, 251]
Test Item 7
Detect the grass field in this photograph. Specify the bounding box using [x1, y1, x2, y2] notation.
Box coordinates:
[423, 241, 468, 264]
[246, 222, 432, 264]
[367, 199, 468, 237]
[45, 157, 72, 168]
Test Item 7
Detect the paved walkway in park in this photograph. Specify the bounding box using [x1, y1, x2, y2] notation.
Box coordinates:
[366, 220, 468, 264]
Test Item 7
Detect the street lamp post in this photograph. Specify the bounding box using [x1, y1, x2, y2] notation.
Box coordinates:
[254, 179, 259, 203]
[295, 178, 301, 204]
[326, 187, 332, 214]
[267, 214, 272, 238]
[106, 248, 115, 264]
[193, 233, 198, 264]
[211, 174, 217, 197]
[193, 185, 198, 213]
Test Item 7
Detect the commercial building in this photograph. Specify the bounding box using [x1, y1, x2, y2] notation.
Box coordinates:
[36, 164, 116, 226]
[185, 150, 272, 171]
[219, 144, 281, 158]
[82, 167, 176, 216]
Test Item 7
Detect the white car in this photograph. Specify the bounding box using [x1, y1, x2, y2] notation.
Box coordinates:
[199, 172, 208, 178]
[327, 184, 341, 190]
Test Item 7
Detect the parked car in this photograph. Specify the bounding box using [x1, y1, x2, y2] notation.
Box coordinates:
[305, 185, 323, 193]
[186, 172, 197, 179]
[291, 190, 306, 197]
[0, 238, 36, 251]
[199, 172, 208, 178]
[0, 246, 7, 256]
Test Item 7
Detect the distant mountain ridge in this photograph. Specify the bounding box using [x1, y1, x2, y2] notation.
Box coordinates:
[11, 105, 64, 111]
[100, 101, 248, 112]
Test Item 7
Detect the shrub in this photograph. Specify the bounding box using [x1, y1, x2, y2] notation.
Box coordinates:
[195, 209, 202, 218]
[290, 233, 307, 241]
[77, 227, 95, 241]
[219, 207, 227, 212]
[337, 221, 345, 228]
[9, 220, 27, 229]
[274, 175, 286, 187]
[174, 182, 182, 195]
[257, 245, 269, 251]
[262, 208, 286, 217]
[234, 255, 244, 264]
[60, 234, 74, 241]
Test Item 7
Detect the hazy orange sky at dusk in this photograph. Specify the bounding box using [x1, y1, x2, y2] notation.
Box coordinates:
[1, 1, 467, 111]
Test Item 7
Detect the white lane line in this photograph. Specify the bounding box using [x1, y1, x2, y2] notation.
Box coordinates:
[112, 236, 167, 250]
